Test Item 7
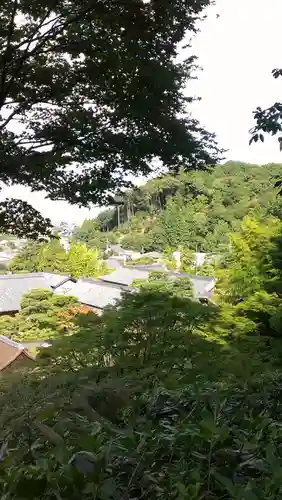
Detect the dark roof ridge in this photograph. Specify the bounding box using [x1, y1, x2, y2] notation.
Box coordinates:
[176, 273, 215, 281]
[0, 335, 25, 350]
[0, 335, 35, 371]
[125, 264, 166, 271]
[0, 272, 47, 280]
[52, 275, 76, 289]
[78, 277, 129, 290]
[0, 272, 72, 280]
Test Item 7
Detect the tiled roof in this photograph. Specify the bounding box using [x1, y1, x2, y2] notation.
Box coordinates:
[104, 258, 123, 270]
[42, 273, 72, 288]
[101, 267, 150, 286]
[0, 274, 53, 313]
[0, 335, 34, 371]
[101, 267, 215, 299]
[60, 278, 126, 309]
[182, 275, 215, 299]
[110, 245, 138, 256]
[0, 273, 127, 313]
[126, 264, 167, 272]
[0, 273, 73, 313]
[0, 268, 215, 315]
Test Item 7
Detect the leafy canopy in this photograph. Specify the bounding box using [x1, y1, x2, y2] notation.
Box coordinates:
[8, 289, 98, 342]
[0, 0, 220, 238]
[9, 239, 107, 278]
[215, 215, 282, 338]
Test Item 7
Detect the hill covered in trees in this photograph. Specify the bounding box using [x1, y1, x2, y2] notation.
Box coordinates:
[73, 162, 282, 253]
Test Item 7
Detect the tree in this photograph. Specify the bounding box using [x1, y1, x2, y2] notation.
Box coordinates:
[73, 219, 117, 250]
[8, 239, 65, 273]
[0, 287, 100, 344]
[103, 272, 216, 370]
[215, 215, 282, 337]
[64, 243, 107, 278]
[251, 68, 282, 150]
[4, 251, 282, 500]
[196, 259, 216, 276]
[39, 307, 103, 371]
[216, 216, 282, 304]
[14, 289, 80, 341]
[96, 209, 117, 232]
[9, 240, 107, 278]
[9, 240, 42, 272]
[121, 232, 151, 252]
[37, 239, 68, 273]
[0, 315, 19, 338]
[0, 0, 220, 238]
[180, 247, 195, 272]
[73, 220, 101, 244]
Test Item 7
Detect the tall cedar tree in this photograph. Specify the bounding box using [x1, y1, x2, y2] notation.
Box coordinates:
[0, 0, 221, 238]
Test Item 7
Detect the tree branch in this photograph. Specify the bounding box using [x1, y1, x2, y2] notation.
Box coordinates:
[0, 0, 18, 106]
[0, 103, 27, 131]
[0, 6, 94, 110]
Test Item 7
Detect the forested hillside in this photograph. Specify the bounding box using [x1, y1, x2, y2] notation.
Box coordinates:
[74, 162, 282, 252]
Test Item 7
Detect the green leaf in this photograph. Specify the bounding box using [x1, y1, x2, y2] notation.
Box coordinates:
[35, 422, 64, 446]
[212, 471, 234, 494]
[69, 451, 96, 475]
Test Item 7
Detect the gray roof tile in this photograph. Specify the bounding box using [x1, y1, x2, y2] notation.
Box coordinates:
[0, 267, 215, 315]
[60, 278, 125, 309]
[126, 264, 167, 272]
[104, 258, 123, 270]
[42, 273, 72, 288]
[101, 268, 150, 286]
[101, 268, 215, 299]
[0, 274, 52, 312]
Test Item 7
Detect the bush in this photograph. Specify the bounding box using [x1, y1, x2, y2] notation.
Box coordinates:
[2, 273, 282, 499]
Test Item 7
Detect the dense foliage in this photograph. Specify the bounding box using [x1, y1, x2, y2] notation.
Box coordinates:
[2, 254, 282, 499]
[9, 239, 107, 278]
[0, 0, 221, 237]
[215, 215, 282, 338]
[73, 162, 282, 252]
[0, 288, 96, 342]
[72, 220, 118, 251]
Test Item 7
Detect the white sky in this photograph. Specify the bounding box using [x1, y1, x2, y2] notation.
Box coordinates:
[1, 0, 282, 224]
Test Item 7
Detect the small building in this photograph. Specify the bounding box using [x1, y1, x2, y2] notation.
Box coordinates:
[0, 335, 34, 374]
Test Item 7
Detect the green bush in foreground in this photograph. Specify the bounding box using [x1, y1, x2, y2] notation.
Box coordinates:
[2, 351, 282, 500]
[1, 271, 282, 499]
